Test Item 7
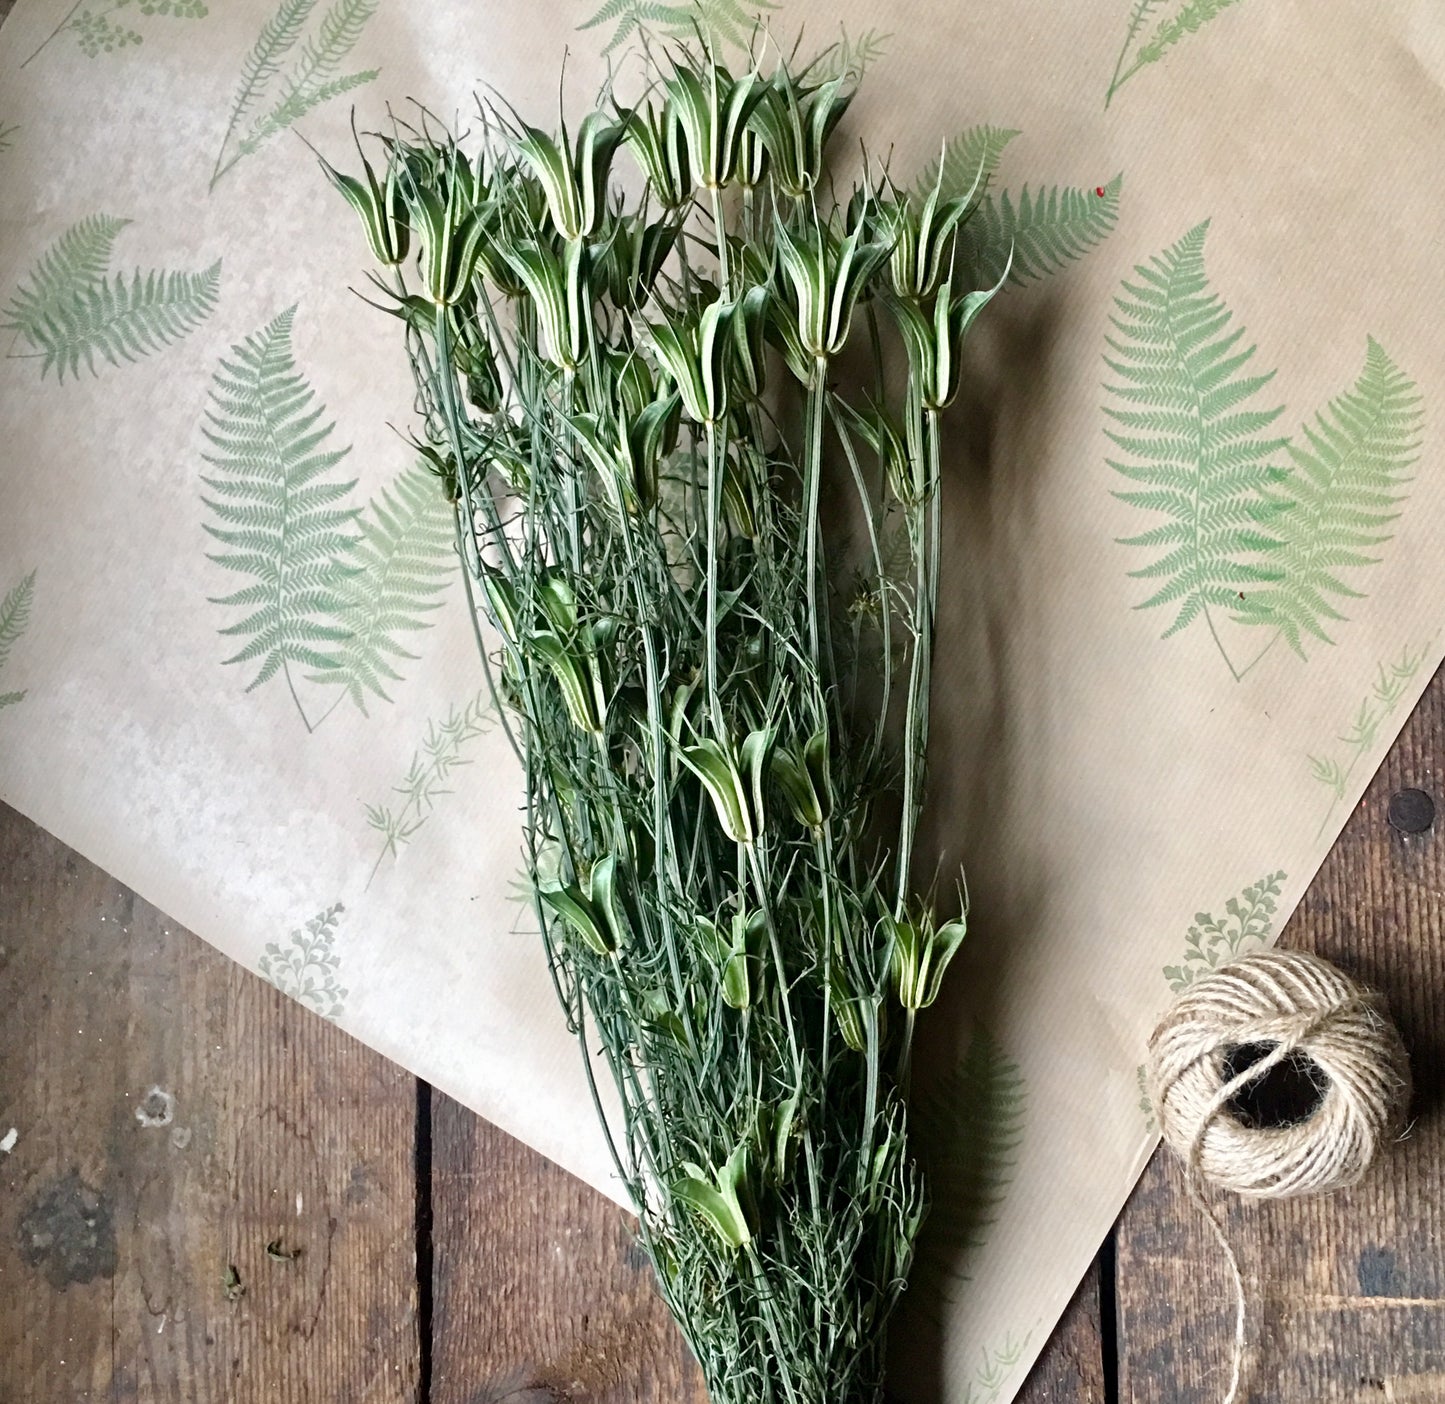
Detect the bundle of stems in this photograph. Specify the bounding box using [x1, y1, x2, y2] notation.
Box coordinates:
[326, 37, 1006, 1403]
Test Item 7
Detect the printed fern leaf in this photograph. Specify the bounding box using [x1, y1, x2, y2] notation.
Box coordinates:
[911, 1026, 1027, 1305]
[960, 173, 1123, 287]
[1106, 0, 1249, 107]
[1162, 869, 1284, 992]
[913, 124, 1019, 202]
[236, 69, 378, 160]
[201, 306, 360, 696]
[308, 462, 456, 713]
[1106, 219, 1290, 641]
[578, 0, 776, 52]
[1231, 338, 1423, 656]
[2, 214, 130, 334]
[260, 901, 347, 1019]
[0, 569, 36, 709]
[15, 263, 221, 382]
[210, 0, 377, 189]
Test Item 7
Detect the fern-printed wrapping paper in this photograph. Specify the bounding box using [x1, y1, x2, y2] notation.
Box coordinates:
[5, 1, 1445, 1401]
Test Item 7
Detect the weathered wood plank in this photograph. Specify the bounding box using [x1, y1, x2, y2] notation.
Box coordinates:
[430, 1096, 710, 1403]
[0, 802, 421, 1402]
[1115, 664, 1445, 1403]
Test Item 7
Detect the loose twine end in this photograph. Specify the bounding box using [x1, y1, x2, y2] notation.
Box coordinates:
[1144, 948, 1411, 1404]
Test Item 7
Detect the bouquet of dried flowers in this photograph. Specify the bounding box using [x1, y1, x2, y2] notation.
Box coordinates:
[325, 36, 1005, 1402]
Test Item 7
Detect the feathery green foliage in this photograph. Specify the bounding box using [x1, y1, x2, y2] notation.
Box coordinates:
[0, 569, 36, 710]
[200, 306, 360, 711]
[3, 216, 219, 382]
[259, 901, 347, 1019]
[210, 0, 379, 189]
[1105, 0, 1248, 107]
[329, 40, 1013, 1403]
[1232, 338, 1422, 656]
[308, 462, 456, 714]
[1106, 219, 1289, 652]
[910, 1026, 1027, 1307]
[1161, 869, 1285, 992]
[961, 173, 1123, 287]
[578, 0, 778, 53]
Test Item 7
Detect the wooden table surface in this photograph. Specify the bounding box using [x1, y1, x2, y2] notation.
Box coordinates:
[2, 654, 1442, 1404]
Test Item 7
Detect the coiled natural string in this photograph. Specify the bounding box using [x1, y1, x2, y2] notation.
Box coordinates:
[1145, 949, 1411, 1404]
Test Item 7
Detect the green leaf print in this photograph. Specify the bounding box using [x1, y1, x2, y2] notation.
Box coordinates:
[3, 215, 219, 382]
[0, 570, 37, 710]
[960, 173, 1123, 288]
[1308, 643, 1431, 838]
[1106, 219, 1291, 671]
[1160, 869, 1285, 993]
[1232, 339, 1423, 659]
[1108, 223, 1426, 679]
[1105, 0, 1250, 108]
[259, 902, 347, 1019]
[20, 0, 209, 69]
[307, 463, 457, 716]
[577, 0, 778, 54]
[200, 306, 360, 726]
[210, 0, 380, 190]
[364, 691, 495, 883]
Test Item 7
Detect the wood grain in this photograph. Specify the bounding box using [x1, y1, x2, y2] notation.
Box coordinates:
[1115, 663, 1445, 1404]
[430, 1098, 710, 1404]
[0, 803, 421, 1402]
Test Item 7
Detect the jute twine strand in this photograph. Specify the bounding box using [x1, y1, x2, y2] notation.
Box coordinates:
[1144, 949, 1410, 1404]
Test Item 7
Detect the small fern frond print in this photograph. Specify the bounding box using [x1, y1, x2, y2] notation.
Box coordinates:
[210, 0, 379, 190]
[1106, 0, 1249, 108]
[961, 173, 1123, 287]
[200, 306, 360, 714]
[1106, 219, 1290, 653]
[910, 1025, 1027, 1307]
[0, 569, 37, 711]
[3, 217, 219, 382]
[1160, 869, 1285, 993]
[1232, 338, 1423, 657]
[259, 901, 347, 1019]
[19, 0, 209, 69]
[308, 462, 456, 714]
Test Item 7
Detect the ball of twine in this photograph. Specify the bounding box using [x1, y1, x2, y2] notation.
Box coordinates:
[1145, 949, 1411, 1404]
[1146, 948, 1411, 1199]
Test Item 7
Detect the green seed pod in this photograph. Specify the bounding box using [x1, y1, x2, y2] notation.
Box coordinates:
[621, 99, 692, 211]
[665, 62, 767, 191]
[318, 133, 411, 267]
[673, 1143, 752, 1251]
[515, 110, 627, 243]
[887, 907, 967, 1012]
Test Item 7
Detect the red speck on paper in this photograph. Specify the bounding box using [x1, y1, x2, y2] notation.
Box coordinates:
[1095, 186, 1106, 197]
